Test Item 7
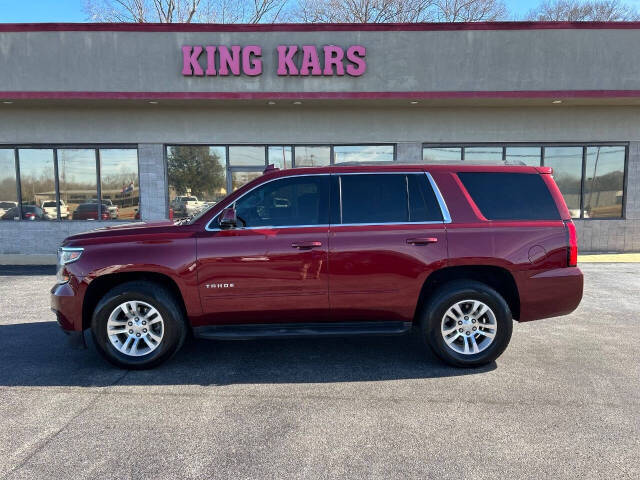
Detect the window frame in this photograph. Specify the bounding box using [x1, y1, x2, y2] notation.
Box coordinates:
[336, 172, 447, 226]
[0, 144, 139, 223]
[421, 142, 629, 220]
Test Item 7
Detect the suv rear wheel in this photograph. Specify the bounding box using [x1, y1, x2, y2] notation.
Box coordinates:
[419, 280, 513, 367]
[91, 281, 187, 369]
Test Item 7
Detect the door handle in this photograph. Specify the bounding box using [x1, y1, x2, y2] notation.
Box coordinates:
[406, 237, 438, 245]
[291, 241, 323, 249]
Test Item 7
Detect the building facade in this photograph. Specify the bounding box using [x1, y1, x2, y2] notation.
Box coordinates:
[0, 22, 639, 262]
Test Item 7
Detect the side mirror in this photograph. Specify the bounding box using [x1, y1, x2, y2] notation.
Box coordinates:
[219, 206, 237, 229]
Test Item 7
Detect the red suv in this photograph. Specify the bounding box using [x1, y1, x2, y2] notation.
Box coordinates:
[51, 164, 583, 369]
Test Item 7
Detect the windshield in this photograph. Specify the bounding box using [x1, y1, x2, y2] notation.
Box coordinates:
[0, 202, 15, 208]
[184, 197, 197, 202]
[42, 201, 56, 207]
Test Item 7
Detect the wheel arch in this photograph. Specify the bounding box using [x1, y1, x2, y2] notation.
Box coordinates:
[82, 271, 189, 331]
[417, 265, 520, 321]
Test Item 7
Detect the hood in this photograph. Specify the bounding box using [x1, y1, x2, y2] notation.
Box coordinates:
[63, 220, 178, 245]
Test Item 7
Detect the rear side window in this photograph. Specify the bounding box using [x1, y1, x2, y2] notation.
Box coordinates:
[339, 173, 442, 224]
[458, 172, 560, 220]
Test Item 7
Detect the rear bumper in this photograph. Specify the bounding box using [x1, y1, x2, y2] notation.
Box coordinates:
[518, 267, 584, 322]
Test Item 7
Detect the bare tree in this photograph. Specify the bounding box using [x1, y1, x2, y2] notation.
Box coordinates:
[526, 0, 640, 21]
[84, 0, 289, 23]
[433, 0, 507, 22]
[293, 0, 509, 23]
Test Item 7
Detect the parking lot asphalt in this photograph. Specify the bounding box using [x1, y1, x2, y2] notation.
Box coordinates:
[0, 264, 638, 480]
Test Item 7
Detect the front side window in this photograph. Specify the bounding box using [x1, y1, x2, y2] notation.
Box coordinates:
[233, 175, 329, 228]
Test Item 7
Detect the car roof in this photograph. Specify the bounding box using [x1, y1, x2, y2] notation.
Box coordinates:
[261, 163, 549, 178]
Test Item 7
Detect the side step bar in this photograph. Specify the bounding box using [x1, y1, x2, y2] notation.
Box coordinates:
[193, 321, 413, 340]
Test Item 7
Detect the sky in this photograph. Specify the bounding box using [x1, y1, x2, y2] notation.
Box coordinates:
[0, 0, 639, 23]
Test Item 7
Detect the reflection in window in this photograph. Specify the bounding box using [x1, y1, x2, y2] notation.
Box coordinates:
[232, 171, 262, 191]
[464, 147, 503, 162]
[167, 146, 226, 220]
[505, 147, 542, 166]
[58, 149, 96, 221]
[423, 147, 462, 162]
[101, 149, 140, 221]
[584, 146, 625, 218]
[334, 145, 394, 164]
[235, 176, 329, 227]
[294, 146, 331, 167]
[543, 147, 583, 216]
[340, 174, 409, 224]
[229, 146, 265, 166]
[268, 146, 292, 169]
[18, 149, 55, 221]
[0, 150, 18, 222]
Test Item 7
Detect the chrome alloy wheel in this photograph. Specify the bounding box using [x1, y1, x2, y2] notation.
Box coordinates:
[440, 299, 497, 355]
[106, 301, 164, 357]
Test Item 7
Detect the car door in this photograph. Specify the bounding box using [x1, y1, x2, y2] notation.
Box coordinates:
[195, 174, 331, 325]
[329, 172, 448, 323]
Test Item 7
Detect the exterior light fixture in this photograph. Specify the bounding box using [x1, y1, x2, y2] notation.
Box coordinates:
[293, 101, 302, 105]
[2, 101, 13, 104]
[552, 100, 563, 104]
[148, 101, 159, 104]
[410, 101, 419, 104]
[267, 101, 276, 105]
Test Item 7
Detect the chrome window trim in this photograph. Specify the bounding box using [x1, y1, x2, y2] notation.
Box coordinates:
[425, 172, 452, 224]
[204, 170, 451, 231]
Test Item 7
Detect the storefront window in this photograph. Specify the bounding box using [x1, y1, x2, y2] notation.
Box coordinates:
[584, 146, 625, 218]
[423, 147, 462, 162]
[334, 145, 394, 164]
[229, 146, 265, 166]
[464, 147, 503, 162]
[167, 146, 227, 220]
[0, 150, 18, 222]
[232, 171, 262, 191]
[295, 146, 331, 167]
[543, 147, 583, 217]
[100, 149, 140, 221]
[18, 149, 55, 221]
[268, 146, 292, 169]
[505, 147, 542, 166]
[57, 149, 97, 221]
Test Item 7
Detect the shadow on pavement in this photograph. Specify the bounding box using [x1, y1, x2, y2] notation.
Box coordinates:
[0, 321, 495, 387]
[0, 266, 56, 276]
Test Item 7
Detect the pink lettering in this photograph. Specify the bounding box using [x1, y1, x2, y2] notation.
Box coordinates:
[242, 45, 262, 76]
[181, 45, 204, 76]
[205, 46, 217, 76]
[323, 45, 345, 76]
[346, 45, 366, 76]
[218, 45, 242, 76]
[277, 45, 298, 76]
[300, 45, 322, 76]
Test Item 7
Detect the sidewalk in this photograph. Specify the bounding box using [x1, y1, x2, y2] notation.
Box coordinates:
[579, 253, 640, 263]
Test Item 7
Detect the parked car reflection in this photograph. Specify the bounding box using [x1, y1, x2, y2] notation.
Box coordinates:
[0, 201, 18, 218]
[1, 205, 45, 221]
[72, 203, 110, 220]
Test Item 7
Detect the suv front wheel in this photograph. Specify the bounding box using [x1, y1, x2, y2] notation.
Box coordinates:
[91, 281, 187, 369]
[419, 280, 513, 367]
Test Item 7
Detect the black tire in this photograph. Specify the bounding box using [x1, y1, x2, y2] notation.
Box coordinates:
[418, 280, 513, 367]
[91, 281, 187, 369]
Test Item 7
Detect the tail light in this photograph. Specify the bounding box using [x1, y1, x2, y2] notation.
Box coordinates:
[101, 212, 110, 220]
[566, 221, 578, 267]
[25, 212, 36, 220]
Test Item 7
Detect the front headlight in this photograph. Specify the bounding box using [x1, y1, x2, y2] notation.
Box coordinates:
[56, 247, 84, 283]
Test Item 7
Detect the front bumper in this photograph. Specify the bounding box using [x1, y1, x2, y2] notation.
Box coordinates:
[50, 278, 84, 332]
